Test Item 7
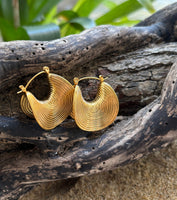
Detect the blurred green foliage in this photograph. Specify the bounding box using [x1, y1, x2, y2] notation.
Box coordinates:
[0, 0, 155, 41]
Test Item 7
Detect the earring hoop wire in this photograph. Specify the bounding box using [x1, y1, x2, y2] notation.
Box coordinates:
[73, 75, 108, 86]
[17, 66, 49, 94]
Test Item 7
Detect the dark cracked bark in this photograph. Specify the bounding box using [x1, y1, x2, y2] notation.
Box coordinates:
[0, 3, 177, 200]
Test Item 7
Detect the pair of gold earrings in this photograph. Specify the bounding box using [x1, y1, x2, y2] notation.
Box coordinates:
[18, 67, 119, 132]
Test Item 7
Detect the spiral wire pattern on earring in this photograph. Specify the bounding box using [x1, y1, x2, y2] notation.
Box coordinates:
[20, 94, 33, 118]
[18, 67, 74, 130]
[72, 76, 119, 131]
[18, 68, 119, 131]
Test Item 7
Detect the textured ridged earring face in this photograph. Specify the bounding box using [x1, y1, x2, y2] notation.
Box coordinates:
[18, 67, 74, 130]
[72, 76, 119, 132]
[20, 94, 33, 118]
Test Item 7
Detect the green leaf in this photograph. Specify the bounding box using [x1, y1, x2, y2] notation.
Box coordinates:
[137, 0, 155, 13]
[43, 6, 58, 24]
[73, 0, 86, 12]
[111, 17, 140, 26]
[70, 17, 96, 29]
[23, 23, 60, 40]
[0, 18, 29, 41]
[96, 0, 142, 25]
[57, 10, 78, 21]
[28, 0, 61, 23]
[0, 1, 2, 18]
[73, 0, 103, 17]
[19, 0, 29, 25]
[60, 22, 84, 37]
[0, 0, 14, 25]
[60, 17, 95, 37]
[103, 0, 117, 10]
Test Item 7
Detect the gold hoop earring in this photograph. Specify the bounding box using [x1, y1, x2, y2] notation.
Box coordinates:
[72, 75, 119, 131]
[18, 67, 74, 130]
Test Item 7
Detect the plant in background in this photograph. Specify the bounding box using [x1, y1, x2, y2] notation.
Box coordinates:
[0, 0, 155, 41]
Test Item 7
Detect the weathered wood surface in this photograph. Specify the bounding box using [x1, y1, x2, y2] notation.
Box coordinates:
[0, 3, 177, 200]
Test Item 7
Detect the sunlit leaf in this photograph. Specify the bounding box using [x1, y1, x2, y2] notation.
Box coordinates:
[111, 17, 140, 26]
[103, 0, 117, 10]
[73, 0, 103, 17]
[0, 18, 29, 41]
[57, 10, 78, 21]
[44, 6, 58, 24]
[96, 0, 142, 25]
[23, 23, 60, 40]
[0, 0, 157, 42]
[73, 0, 86, 12]
[138, 0, 155, 13]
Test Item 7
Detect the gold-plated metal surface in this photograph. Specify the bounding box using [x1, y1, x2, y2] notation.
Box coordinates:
[18, 67, 74, 130]
[20, 94, 33, 118]
[72, 75, 119, 132]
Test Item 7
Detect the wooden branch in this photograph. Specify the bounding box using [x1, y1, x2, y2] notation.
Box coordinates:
[0, 3, 177, 200]
[1, 3, 177, 121]
[1, 61, 177, 200]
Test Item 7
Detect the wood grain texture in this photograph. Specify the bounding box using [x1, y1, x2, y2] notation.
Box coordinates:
[0, 3, 177, 200]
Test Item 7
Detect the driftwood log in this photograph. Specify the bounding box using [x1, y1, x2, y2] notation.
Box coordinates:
[0, 3, 177, 200]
